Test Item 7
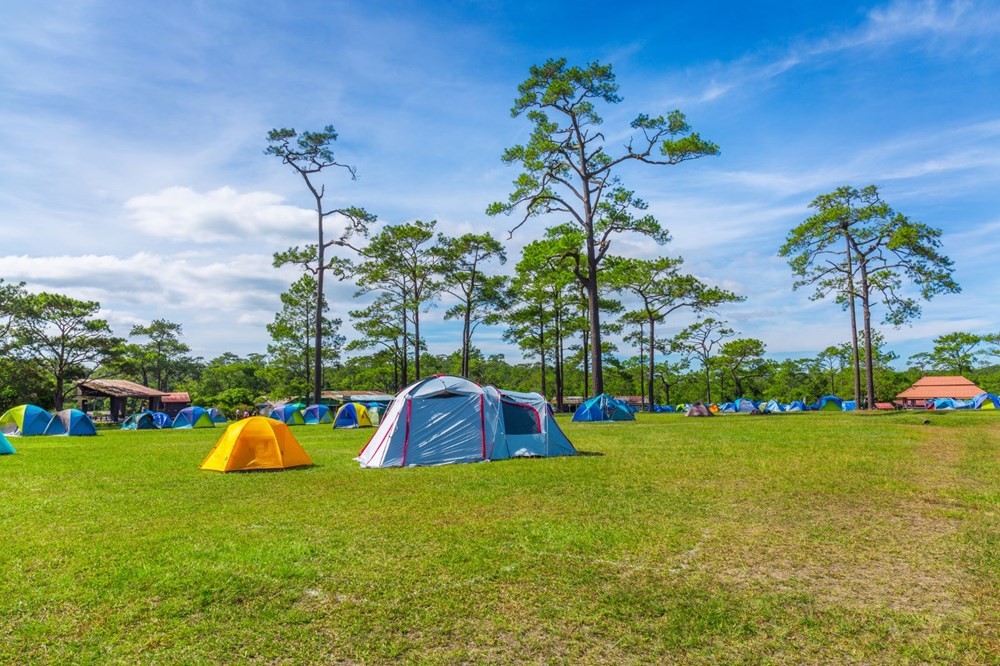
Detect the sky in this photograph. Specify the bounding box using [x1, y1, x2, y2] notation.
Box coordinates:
[1, 0, 998, 367]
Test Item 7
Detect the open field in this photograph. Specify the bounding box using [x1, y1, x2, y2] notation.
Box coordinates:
[1, 412, 997, 664]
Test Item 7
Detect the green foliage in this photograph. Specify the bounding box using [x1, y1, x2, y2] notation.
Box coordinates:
[16, 292, 121, 408]
[127, 319, 192, 391]
[266, 274, 343, 398]
[490, 57, 718, 394]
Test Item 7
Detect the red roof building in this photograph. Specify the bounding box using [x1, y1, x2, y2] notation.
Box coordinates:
[896, 376, 984, 408]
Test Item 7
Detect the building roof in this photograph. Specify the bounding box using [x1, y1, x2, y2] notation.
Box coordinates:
[160, 392, 190, 403]
[322, 390, 395, 402]
[874, 402, 896, 410]
[896, 376, 984, 400]
[76, 379, 166, 399]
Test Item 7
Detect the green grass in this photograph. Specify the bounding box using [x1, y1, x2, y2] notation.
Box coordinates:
[1, 412, 997, 664]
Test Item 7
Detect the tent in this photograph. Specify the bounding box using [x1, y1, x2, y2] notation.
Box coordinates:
[302, 404, 333, 424]
[734, 398, 756, 413]
[268, 406, 305, 426]
[334, 403, 373, 429]
[0, 432, 14, 454]
[366, 403, 382, 425]
[0, 404, 51, 436]
[817, 395, 843, 411]
[761, 399, 783, 413]
[930, 398, 956, 410]
[206, 408, 228, 424]
[708, 403, 720, 413]
[357, 376, 575, 468]
[973, 393, 1000, 410]
[786, 401, 806, 412]
[686, 402, 713, 417]
[841, 400, 857, 411]
[151, 411, 173, 428]
[43, 409, 97, 436]
[572, 394, 635, 422]
[719, 402, 735, 413]
[172, 406, 215, 429]
[200, 416, 312, 472]
[122, 412, 158, 430]
[491, 389, 575, 459]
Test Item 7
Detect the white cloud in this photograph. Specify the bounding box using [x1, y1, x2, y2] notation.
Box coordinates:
[124, 186, 315, 244]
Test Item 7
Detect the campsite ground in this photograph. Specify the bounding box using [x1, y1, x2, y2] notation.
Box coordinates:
[1, 412, 997, 664]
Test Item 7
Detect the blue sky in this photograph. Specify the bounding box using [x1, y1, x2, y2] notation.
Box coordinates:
[2, 0, 998, 366]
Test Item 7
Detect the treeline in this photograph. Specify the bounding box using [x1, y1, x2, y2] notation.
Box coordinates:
[3, 272, 997, 414]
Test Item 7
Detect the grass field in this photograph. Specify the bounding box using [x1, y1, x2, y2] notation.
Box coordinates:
[1, 411, 997, 664]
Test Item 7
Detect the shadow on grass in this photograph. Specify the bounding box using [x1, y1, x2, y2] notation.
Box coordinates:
[574, 451, 605, 457]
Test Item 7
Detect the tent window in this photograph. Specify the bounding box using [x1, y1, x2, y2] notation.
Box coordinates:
[502, 401, 541, 435]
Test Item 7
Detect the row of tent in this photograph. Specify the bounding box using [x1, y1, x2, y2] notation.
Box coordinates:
[926, 393, 999, 410]
[569, 393, 857, 421]
[268, 403, 383, 428]
[123, 406, 228, 430]
[651, 396, 846, 414]
[0, 405, 99, 454]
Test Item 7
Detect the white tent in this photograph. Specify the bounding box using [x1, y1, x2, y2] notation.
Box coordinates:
[356, 375, 575, 468]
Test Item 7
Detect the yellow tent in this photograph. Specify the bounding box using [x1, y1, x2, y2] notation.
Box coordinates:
[200, 417, 312, 472]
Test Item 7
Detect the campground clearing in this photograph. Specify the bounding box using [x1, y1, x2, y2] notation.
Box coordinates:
[1, 411, 997, 663]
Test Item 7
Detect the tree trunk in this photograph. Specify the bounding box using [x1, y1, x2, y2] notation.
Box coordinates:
[55, 375, 64, 410]
[554, 301, 564, 411]
[401, 303, 408, 386]
[414, 307, 421, 380]
[704, 359, 712, 404]
[732, 370, 743, 398]
[637, 332, 645, 409]
[844, 232, 861, 406]
[538, 311, 547, 398]
[647, 317, 656, 410]
[586, 248, 603, 395]
[580, 292, 590, 398]
[462, 303, 472, 377]
[859, 260, 875, 409]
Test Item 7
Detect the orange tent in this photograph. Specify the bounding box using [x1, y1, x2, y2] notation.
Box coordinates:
[200, 417, 312, 472]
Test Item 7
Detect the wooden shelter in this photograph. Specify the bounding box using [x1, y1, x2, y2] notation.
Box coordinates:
[896, 376, 984, 409]
[75, 379, 166, 421]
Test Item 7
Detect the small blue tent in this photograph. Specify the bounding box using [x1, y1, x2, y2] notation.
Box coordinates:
[816, 395, 843, 411]
[206, 408, 228, 424]
[930, 398, 956, 410]
[268, 406, 306, 426]
[0, 432, 15, 455]
[719, 402, 735, 413]
[43, 409, 97, 436]
[151, 411, 173, 428]
[761, 399, 783, 413]
[572, 394, 635, 422]
[173, 406, 215, 429]
[734, 398, 757, 413]
[0, 404, 51, 436]
[122, 412, 158, 430]
[786, 400, 806, 412]
[842, 400, 857, 411]
[303, 404, 333, 424]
